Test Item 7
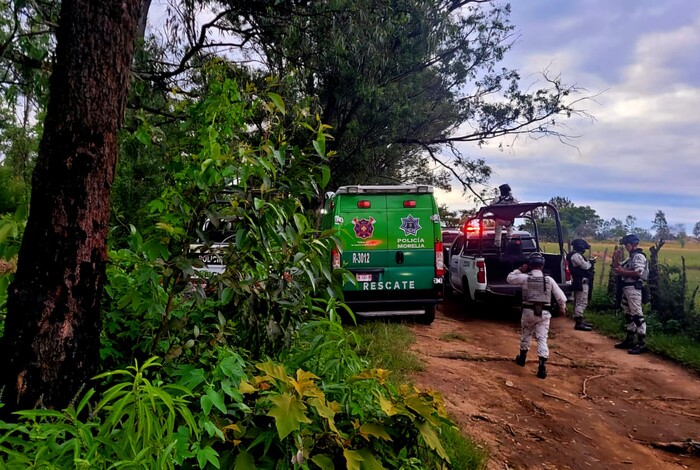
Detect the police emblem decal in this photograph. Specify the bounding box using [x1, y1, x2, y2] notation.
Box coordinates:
[352, 217, 376, 239]
[400, 214, 422, 236]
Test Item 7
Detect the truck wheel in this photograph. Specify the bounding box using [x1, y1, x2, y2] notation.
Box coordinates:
[418, 305, 436, 325]
[462, 278, 476, 313]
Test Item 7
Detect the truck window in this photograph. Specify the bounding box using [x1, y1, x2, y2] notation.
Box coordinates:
[451, 236, 465, 256]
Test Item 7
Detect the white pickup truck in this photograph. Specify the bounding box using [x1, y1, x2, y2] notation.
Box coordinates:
[447, 202, 572, 309]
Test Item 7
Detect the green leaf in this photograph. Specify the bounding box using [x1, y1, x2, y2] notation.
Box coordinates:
[254, 197, 265, 210]
[321, 165, 331, 188]
[206, 388, 227, 413]
[311, 454, 335, 470]
[293, 213, 307, 232]
[357, 448, 385, 470]
[134, 125, 151, 146]
[313, 139, 326, 157]
[266, 392, 312, 439]
[234, 450, 257, 469]
[0, 222, 15, 243]
[221, 287, 234, 304]
[256, 361, 288, 382]
[416, 420, 449, 463]
[196, 445, 221, 469]
[406, 396, 438, 425]
[268, 92, 286, 114]
[343, 449, 363, 470]
[359, 423, 392, 442]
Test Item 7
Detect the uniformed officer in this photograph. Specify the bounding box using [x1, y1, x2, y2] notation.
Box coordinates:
[508, 252, 568, 379]
[613, 234, 649, 354]
[567, 239, 594, 331]
[493, 184, 517, 250]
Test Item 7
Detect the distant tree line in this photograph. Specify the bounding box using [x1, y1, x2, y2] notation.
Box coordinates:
[445, 195, 697, 244]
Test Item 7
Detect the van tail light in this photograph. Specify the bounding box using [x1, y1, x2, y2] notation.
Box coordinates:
[564, 258, 571, 282]
[403, 200, 416, 208]
[435, 241, 444, 277]
[331, 248, 341, 269]
[476, 260, 486, 284]
[357, 200, 371, 208]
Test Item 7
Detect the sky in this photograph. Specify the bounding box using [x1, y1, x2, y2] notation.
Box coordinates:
[434, 0, 700, 232]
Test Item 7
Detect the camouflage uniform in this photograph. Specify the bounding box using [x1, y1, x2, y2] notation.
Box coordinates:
[569, 251, 592, 319]
[614, 234, 649, 354]
[492, 192, 517, 248]
[508, 265, 567, 378]
[620, 251, 648, 336]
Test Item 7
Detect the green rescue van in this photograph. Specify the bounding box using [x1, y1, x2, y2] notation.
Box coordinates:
[323, 185, 444, 324]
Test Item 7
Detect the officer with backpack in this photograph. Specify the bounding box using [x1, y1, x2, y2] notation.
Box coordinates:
[508, 252, 568, 379]
[567, 239, 594, 331]
[613, 233, 650, 354]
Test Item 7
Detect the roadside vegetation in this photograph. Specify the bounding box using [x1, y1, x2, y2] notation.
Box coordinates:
[0, 1, 698, 468]
[580, 239, 700, 373]
[351, 322, 488, 470]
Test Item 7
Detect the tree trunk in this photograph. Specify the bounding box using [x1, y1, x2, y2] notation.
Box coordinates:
[0, 0, 142, 415]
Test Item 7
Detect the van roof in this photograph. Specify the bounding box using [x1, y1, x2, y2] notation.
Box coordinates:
[334, 185, 434, 194]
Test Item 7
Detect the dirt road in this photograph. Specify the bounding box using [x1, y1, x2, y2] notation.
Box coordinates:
[408, 300, 700, 470]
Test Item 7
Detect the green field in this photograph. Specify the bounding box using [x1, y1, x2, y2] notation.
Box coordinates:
[588, 239, 700, 305]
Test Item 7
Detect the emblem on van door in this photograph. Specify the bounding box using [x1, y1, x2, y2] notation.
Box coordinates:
[400, 214, 422, 236]
[352, 217, 376, 239]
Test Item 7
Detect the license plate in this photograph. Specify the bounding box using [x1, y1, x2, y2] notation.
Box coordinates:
[356, 274, 372, 282]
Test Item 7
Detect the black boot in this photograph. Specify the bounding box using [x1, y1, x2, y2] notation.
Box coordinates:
[537, 357, 547, 379]
[515, 350, 527, 366]
[574, 317, 593, 331]
[614, 331, 636, 349]
[628, 335, 647, 354]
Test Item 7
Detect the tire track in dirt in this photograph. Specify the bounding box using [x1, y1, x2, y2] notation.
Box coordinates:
[408, 300, 700, 469]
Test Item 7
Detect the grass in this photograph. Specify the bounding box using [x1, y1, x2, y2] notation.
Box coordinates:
[351, 320, 488, 470]
[585, 293, 700, 374]
[351, 321, 425, 384]
[441, 332, 469, 342]
[586, 239, 700, 308]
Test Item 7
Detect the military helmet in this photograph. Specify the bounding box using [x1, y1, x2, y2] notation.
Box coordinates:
[620, 233, 640, 245]
[528, 252, 545, 267]
[571, 239, 590, 252]
[498, 183, 511, 194]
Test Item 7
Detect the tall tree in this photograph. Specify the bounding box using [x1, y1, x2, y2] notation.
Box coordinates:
[651, 210, 670, 240]
[151, 0, 590, 201]
[693, 221, 700, 238]
[0, 0, 143, 414]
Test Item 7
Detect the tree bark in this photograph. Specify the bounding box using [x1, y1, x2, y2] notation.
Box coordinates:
[0, 0, 143, 415]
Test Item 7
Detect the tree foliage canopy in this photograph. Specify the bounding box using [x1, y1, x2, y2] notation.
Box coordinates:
[139, 0, 591, 201]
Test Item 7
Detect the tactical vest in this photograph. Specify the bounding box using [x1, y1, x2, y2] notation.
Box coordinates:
[566, 251, 591, 292]
[523, 273, 552, 315]
[622, 248, 649, 282]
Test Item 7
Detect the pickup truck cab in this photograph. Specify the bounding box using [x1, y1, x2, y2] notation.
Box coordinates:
[448, 202, 572, 309]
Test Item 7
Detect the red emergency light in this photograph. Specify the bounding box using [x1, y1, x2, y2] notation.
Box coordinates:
[403, 200, 416, 208]
[357, 200, 371, 208]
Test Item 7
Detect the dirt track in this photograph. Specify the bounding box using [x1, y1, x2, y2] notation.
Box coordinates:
[408, 299, 700, 470]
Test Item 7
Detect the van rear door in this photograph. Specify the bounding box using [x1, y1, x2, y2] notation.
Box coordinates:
[336, 193, 390, 290]
[336, 192, 437, 293]
[385, 193, 436, 291]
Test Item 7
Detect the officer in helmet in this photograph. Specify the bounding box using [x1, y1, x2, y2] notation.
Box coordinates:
[613, 234, 649, 354]
[507, 251, 568, 379]
[492, 184, 518, 250]
[567, 239, 594, 331]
